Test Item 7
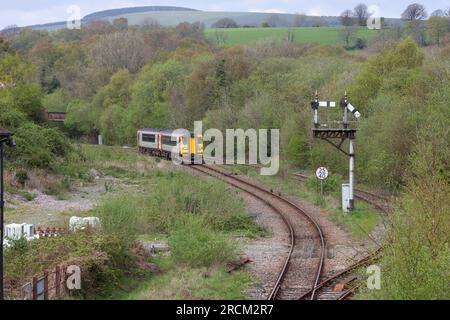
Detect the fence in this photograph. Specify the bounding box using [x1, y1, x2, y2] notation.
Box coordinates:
[7, 264, 73, 300]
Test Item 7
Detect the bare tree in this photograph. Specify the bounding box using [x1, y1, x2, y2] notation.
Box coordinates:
[354, 3, 369, 26]
[1, 25, 20, 37]
[430, 9, 445, 17]
[175, 22, 205, 39]
[89, 31, 148, 74]
[340, 9, 355, 26]
[140, 18, 161, 31]
[401, 3, 427, 20]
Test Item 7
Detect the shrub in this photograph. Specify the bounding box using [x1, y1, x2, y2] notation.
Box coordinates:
[169, 215, 236, 267]
[355, 38, 367, 49]
[4, 231, 137, 297]
[304, 174, 340, 193]
[15, 168, 28, 186]
[10, 122, 71, 169]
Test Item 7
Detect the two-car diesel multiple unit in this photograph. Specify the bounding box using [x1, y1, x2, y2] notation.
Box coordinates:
[137, 128, 203, 162]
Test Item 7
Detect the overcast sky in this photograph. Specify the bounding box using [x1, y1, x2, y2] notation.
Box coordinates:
[1, 0, 448, 29]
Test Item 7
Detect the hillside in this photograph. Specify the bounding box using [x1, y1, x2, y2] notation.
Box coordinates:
[83, 6, 199, 21]
[25, 6, 401, 31]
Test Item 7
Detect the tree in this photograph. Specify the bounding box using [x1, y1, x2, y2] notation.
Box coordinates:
[430, 9, 445, 17]
[140, 18, 161, 31]
[264, 14, 289, 28]
[401, 3, 427, 20]
[112, 17, 129, 31]
[89, 31, 148, 74]
[175, 22, 205, 39]
[293, 14, 307, 27]
[212, 18, 239, 28]
[426, 16, 449, 45]
[29, 37, 62, 93]
[405, 20, 427, 46]
[340, 9, 355, 26]
[1, 25, 20, 37]
[83, 20, 116, 35]
[340, 26, 357, 48]
[0, 36, 13, 54]
[354, 3, 370, 26]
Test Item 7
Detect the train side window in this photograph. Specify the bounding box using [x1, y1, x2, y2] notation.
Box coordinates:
[142, 134, 155, 143]
[161, 136, 177, 146]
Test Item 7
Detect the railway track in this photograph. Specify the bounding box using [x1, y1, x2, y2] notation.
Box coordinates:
[293, 172, 391, 213]
[189, 165, 385, 300]
[293, 171, 388, 299]
[190, 164, 325, 300]
[298, 248, 381, 300]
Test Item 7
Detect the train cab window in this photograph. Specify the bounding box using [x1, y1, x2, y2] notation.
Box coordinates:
[142, 134, 156, 143]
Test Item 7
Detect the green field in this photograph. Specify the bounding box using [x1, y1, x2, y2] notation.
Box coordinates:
[205, 27, 379, 46]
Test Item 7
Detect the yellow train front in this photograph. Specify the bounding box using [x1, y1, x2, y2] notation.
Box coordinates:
[137, 128, 203, 164]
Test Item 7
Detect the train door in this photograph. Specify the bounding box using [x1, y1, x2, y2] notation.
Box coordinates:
[196, 135, 203, 157]
[180, 136, 189, 158]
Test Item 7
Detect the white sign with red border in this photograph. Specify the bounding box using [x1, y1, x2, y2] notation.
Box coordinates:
[316, 167, 329, 180]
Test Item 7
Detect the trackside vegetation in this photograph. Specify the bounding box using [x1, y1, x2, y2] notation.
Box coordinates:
[1, 12, 449, 300]
[4, 145, 261, 299]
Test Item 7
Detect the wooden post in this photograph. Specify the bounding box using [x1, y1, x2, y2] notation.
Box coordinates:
[61, 264, 66, 295]
[55, 266, 60, 297]
[44, 271, 49, 300]
[32, 277, 37, 300]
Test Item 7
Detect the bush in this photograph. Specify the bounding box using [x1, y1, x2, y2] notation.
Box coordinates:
[4, 231, 137, 297]
[10, 122, 72, 169]
[96, 195, 139, 243]
[15, 168, 28, 186]
[169, 215, 236, 267]
[304, 174, 340, 193]
[355, 38, 367, 49]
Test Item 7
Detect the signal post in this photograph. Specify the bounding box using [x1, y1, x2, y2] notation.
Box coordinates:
[310, 92, 360, 212]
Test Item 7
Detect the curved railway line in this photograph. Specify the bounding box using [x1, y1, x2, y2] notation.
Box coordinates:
[190, 164, 325, 300]
[293, 171, 389, 299]
[187, 165, 389, 300]
[293, 172, 391, 214]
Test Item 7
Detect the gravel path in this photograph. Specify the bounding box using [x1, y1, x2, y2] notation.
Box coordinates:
[240, 193, 290, 300]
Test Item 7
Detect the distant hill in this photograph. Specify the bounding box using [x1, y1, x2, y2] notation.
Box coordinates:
[18, 6, 401, 31]
[83, 6, 199, 21]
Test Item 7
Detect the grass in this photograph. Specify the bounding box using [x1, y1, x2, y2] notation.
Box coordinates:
[79, 145, 262, 299]
[205, 26, 380, 46]
[6, 144, 263, 300]
[228, 164, 380, 239]
[103, 259, 252, 300]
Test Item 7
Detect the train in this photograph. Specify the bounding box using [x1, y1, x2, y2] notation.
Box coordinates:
[137, 128, 204, 163]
